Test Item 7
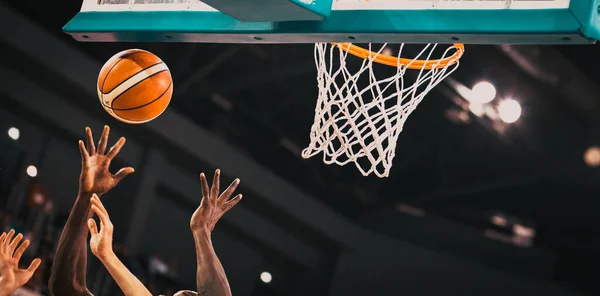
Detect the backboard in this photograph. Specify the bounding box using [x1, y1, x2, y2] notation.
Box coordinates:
[64, 0, 600, 44]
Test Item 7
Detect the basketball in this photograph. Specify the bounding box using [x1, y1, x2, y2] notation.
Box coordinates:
[97, 49, 173, 124]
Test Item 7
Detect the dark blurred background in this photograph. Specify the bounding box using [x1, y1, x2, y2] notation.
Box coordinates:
[1, 0, 600, 295]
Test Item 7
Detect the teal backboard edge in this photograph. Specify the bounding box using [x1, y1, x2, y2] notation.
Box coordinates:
[63, 4, 600, 44]
[569, 0, 600, 41]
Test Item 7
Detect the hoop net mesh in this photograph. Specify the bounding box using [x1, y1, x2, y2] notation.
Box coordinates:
[301, 43, 462, 177]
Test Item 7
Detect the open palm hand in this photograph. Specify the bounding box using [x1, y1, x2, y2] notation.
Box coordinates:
[190, 169, 242, 233]
[0, 230, 41, 294]
[88, 194, 115, 261]
[79, 126, 134, 194]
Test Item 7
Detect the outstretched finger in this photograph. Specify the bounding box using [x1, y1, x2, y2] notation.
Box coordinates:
[91, 205, 112, 230]
[199, 173, 210, 201]
[97, 125, 110, 155]
[13, 239, 30, 262]
[8, 233, 24, 256]
[78, 140, 89, 164]
[219, 178, 240, 205]
[210, 169, 221, 201]
[26, 258, 42, 274]
[88, 219, 99, 236]
[85, 127, 96, 155]
[113, 167, 135, 183]
[222, 194, 243, 214]
[1, 229, 15, 252]
[0, 233, 6, 253]
[106, 137, 126, 160]
[91, 195, 110, 217]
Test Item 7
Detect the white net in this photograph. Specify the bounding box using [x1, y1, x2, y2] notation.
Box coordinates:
[301, 43, 462, 177]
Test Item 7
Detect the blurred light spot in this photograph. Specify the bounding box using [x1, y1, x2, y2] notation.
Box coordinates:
[279, 138, 302, 156]
[513, 224, 535, 238]
[8, 127, 20, 140]
[260, 272, 272, 283]
[26, 165, 38, 177]
[498, 99, 521, 123]
[210, 93, 233, 111]
[469, 102, 485, 117]
[445, 109, 470, 124]
[491, 215, 507, 227]
[381, 47, 393, 56]
[471, 81, 496, 104]
[584, 146, 600, 167]
[396, 203, 426, 217]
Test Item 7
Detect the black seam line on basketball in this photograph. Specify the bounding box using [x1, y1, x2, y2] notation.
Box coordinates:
[109, 78, 172, 111]
[112, 107, 141, 123]
[110, 84, 172, 123]
[102, 61, 165, 95]
[107, 69, 169, 110]
[101, 50, 145, 93]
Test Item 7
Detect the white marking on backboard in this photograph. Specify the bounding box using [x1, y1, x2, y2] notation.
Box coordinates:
[81, 0, 570, 12]
[82, 0, 214, 11]
[333, 0, 570, 10]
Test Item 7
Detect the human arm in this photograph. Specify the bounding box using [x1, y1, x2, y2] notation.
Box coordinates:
[190, 170, 242, 296]
[48, 190, 94, 296]
[0, 230, 41, 296]
[88, 194, 152, 296]
[48, 126, 134, 296]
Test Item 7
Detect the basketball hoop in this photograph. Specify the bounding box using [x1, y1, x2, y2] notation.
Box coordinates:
[302, 42, 464, 177]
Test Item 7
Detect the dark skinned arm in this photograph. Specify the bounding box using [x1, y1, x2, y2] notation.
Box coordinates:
[191, 170, 242, 296]
[192, 229, 229, 296]
[49, 126, 134, 296]
[48, 191, 95, 296]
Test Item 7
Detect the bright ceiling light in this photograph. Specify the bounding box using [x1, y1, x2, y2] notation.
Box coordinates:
[498, 99, 521, 123]
[584, 146, 600, 167]
[260, 271, 272, 284]
[471, 81, 497, 104]
[26, 165, 38, 177]
[8, 127, 19, 140]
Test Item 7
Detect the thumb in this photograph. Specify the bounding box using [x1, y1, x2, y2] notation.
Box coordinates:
[26, 258, 41, 273]
[113, 167, 135, 183]
[88, 219, 99, 236]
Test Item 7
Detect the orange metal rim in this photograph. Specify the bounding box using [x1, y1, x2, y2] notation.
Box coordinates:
[333, 43, 465, 69]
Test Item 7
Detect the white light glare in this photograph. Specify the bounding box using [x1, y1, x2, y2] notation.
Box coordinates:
[471, 81, 497, 104]
[260, 272, 272, 284]
[498, 99, 522, 123]
[26, 165, 38, 177]
[469, 103, 484, 117]
[8, 127, 20, 140]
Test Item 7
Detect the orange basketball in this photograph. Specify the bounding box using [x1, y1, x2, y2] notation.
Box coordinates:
[97, 49, 173, 124]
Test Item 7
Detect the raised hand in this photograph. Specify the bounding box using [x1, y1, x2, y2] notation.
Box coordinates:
[79, 126, 134, 195]
[88, 194, 114, 261]
[49, 126, 133, 296]
[0, 230, 41, 295]
[190, 169, 242, 233]
[87, 196, 153, 296]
